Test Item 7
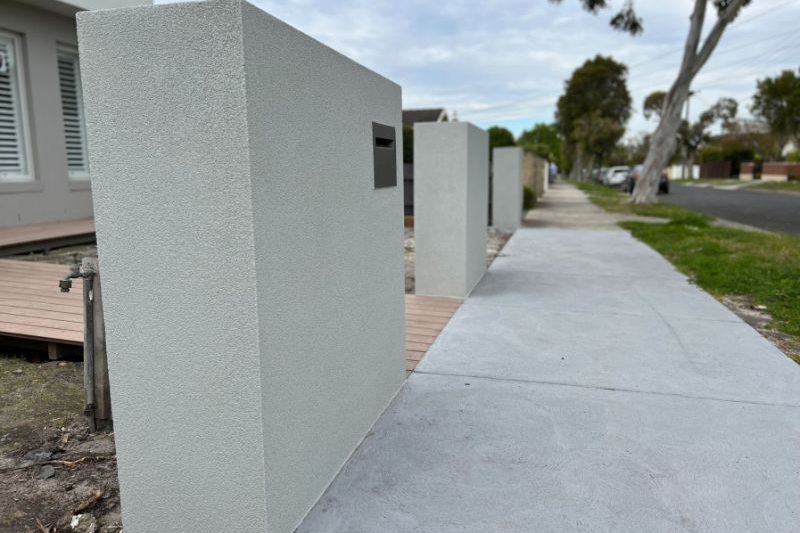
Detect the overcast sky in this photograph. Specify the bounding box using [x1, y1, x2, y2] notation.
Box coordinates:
[158, 0, 800, 139]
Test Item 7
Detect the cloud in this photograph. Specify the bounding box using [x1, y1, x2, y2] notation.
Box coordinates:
[156, 0, 800, 138]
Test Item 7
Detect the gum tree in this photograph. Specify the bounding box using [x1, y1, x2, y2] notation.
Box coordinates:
[556, 55, 631, 178]
[752, 69, 800, 151]
[553, 0, 750, 203]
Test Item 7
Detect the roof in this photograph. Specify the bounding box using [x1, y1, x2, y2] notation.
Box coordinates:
[402, 108, 448, 126]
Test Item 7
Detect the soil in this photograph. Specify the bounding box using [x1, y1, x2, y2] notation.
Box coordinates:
[720, 295, 800, 364]
[404, 227, 512, 293]
[0, 356, 121, 533]
[13, 244, 98, 266]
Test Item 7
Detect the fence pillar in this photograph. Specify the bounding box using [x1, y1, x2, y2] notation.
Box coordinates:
[414, 122, 488, 298]
[77, 1, 405, 531]
[492, 147, 523, 232]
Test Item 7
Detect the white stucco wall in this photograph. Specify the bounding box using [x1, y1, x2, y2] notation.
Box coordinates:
[492, 147, 523, 232]
[414, 122, 488, 298]
[77, 1, 405, 531]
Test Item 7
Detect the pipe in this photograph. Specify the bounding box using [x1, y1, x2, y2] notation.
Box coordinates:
[60, 264, 97, 432]
[83, 270, 96, 433]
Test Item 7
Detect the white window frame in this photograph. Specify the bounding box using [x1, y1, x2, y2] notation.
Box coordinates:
[0, 30, 35, 183]
[57, 43, 90, 181]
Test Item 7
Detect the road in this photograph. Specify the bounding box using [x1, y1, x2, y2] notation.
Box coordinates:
[663, 183, 800, 234]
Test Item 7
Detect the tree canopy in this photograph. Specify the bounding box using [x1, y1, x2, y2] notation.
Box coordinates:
[553, 0, 750, 202]
[752, 69, 800, 149]
[643, 91, 666, 121]
[488, 126, 515, 150]
[518, 123, 563, 166]
[556, 55, 631, 175]
[551, 0, 750, 35]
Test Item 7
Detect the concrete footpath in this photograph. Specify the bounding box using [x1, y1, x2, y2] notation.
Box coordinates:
[300, 184, 800, 532]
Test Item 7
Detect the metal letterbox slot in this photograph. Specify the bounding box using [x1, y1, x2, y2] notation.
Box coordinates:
[372, 122, 397, 189]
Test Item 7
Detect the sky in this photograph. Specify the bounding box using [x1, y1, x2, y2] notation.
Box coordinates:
[156, 0, 800, 139]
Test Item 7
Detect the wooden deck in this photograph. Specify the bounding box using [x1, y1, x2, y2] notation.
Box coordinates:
[404, 294, 462, 372]
[0, 259, 83, 347]
[0, 258, 461, 370]
[0, 218, 95, 256]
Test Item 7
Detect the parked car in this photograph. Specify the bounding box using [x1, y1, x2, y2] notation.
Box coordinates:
[602, 166, 630, 187]
[625, 165, 669, 194]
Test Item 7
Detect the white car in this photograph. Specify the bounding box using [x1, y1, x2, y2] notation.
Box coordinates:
[603, 166, 630, 187]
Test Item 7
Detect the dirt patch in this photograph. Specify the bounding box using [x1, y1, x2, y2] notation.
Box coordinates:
[13, 244, 98, 266]
[0, 356, 121, 532]
[721, 295, 800, 364]
[404, 227, 512, 293]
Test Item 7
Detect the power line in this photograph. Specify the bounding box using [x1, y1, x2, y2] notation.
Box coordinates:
[625, 0, 800, 70]
[629, 35, 800, 94]
[629, 26, 798, 78]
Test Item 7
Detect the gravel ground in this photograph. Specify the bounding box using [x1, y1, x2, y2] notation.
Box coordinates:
[404, 227, 512, 293]
[13, 244, 98, 266]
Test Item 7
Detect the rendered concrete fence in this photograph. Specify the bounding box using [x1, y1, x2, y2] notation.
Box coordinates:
[523, 151, 548, 199]
[414, 122, 488, 298]
[492, 147, 523, 232]
[77, 1, 405, 531]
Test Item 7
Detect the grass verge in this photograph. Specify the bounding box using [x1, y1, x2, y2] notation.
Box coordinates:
[574, 180, 800, 363]
[749, 180, 800, 193]
[571, 181, 710, 223]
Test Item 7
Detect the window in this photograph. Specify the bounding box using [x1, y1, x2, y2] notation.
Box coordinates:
[57, 45, 89, 179]
[0, 31, 33, 182]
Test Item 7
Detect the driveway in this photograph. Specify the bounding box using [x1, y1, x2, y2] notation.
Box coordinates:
[663, 184, 800, 234]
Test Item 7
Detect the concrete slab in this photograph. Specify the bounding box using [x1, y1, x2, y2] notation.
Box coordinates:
[466, 270, 738, 321]
[300, 183, 800, 531]
[416, 304, 800, 405]
[300, 373, 800, 533]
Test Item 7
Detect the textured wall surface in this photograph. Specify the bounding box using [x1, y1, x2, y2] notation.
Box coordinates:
[0, 1, 93, 227]
[78, 1, 404, 531]
[492, 147, 523, 232]
[414, 122, 488, 297]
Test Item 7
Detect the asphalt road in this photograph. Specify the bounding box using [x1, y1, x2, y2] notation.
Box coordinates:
[662, 184, 800, 235]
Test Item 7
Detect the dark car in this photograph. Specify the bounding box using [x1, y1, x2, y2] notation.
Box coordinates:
[625, 165, 669, 194]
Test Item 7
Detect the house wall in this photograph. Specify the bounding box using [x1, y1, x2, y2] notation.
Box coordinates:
[0, 1, 93, 227]
[762, 162, 799, 182]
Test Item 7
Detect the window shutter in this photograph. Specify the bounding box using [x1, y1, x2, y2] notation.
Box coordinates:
[0, 33, 30, 180]
[58, 47, 89, 178]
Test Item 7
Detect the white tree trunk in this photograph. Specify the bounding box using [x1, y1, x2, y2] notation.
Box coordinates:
[632, 81, 689, 203]
[631, 0, 746, 204]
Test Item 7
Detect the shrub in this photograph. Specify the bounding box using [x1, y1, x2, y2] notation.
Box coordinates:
[786, 150, 800, 163]
[523, 186, 536, 210]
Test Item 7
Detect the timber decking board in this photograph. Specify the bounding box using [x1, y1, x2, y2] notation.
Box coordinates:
[0, 259, 83, 345]
[0, 261, 462, 373]
[403, 294, 461, 373]
[0, 218, 95, 255]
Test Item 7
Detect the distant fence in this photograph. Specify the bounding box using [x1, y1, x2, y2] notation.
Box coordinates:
[739, 161, 800, 182]
[699, 161, 733, 179]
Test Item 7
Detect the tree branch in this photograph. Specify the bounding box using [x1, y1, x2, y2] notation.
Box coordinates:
[679, 0, 708, 78]
[691, 0, 748, 77]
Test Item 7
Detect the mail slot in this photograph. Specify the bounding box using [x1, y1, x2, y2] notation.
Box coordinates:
[372, 122, 397, 188]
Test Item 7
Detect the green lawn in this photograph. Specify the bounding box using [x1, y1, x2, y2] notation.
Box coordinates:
[670, 178, 740, 186]
[571, 181, 710, 223]
[573, 180, 800, 362]
[749, 180, 800, 193]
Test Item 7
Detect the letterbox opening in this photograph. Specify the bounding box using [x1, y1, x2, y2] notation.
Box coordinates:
[372, 122, 397, 189]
